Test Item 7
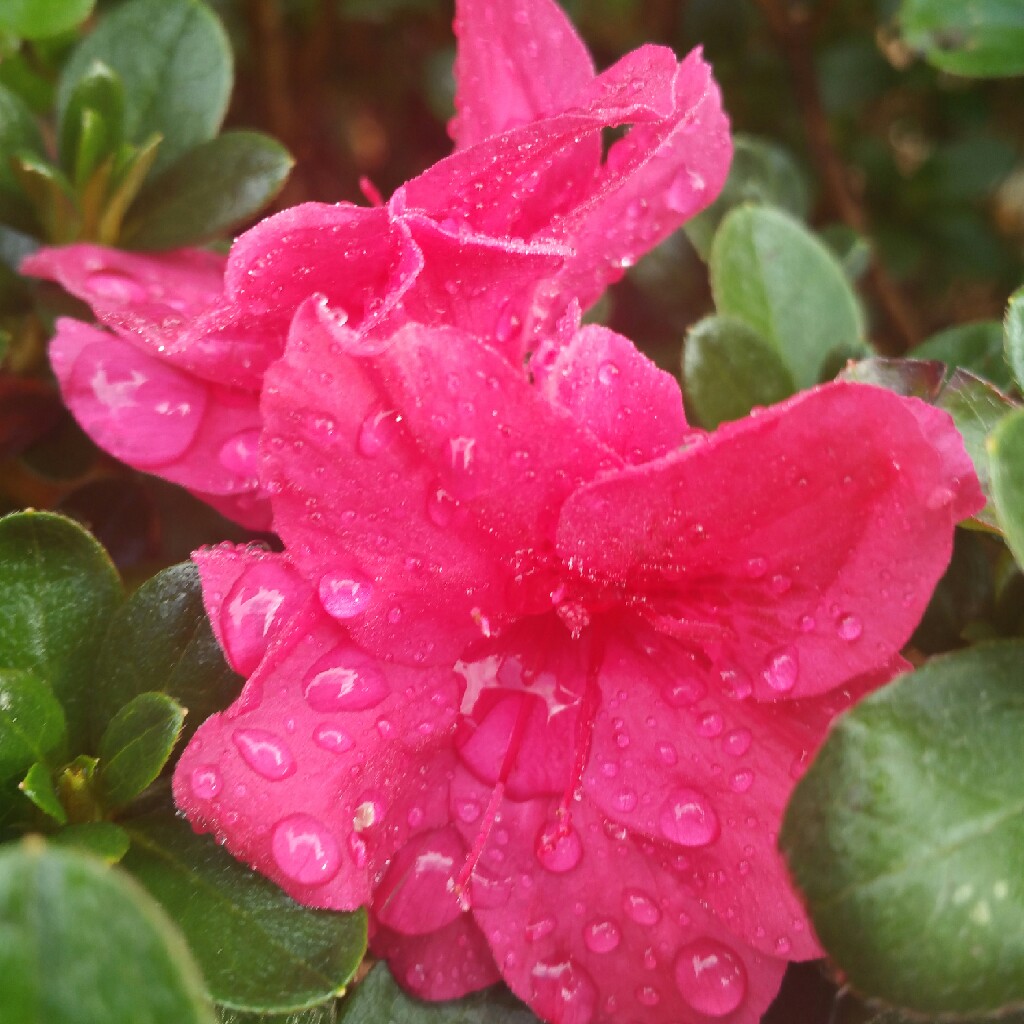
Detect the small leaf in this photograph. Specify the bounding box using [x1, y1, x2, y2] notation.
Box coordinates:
[51, 821, 131, 863]
[0, 669, 67, 784]
[57, 0, 233, 174]
[0, 82, 44, 231]
[19, 761, 66, 824]
[96, 132, 162, 244]
[781, 640, 1024, 1015]
[97, 692, 186, 809]
[123, 131, 294, 249]
[92, 562, 242, 747]
[936, 369, 1018, 531]
[911, 321, 1012, 390]
[0, 0, 96, 39]
[56, 753, 103, 825]
[685, 134, 811, 259]
[1004, 285, 1024, 392]
[0, 839, 216, 1024]
[899, 0, 1024, 77]
[682, 315, 795, 428]
[710, 205, 866, 388]
[337, 963, 540, 1024]
[123, 812, 367, 1012]
[10, 152, 80, 242]
[58, 60, 125, 184]
[989, 407, 1024, 569]
[0, 511, 122, 744]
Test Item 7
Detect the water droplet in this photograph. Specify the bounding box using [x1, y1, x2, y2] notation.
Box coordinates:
[190, 765, 221, 799]
[659, 788, 720, 847]
[535, 820, 583, 873]
[636, 985, 661, 1006]
[623, 889, 661, 925]
[837, 614, 863, 640]
[407, 806, 424, 828]
[318, 569, 373, 619]
[426, 486, 457, 527]
[348, 833, 368, 868]
[529, 959, 597, 1024]
[675, 939, 747, 1017]
[729, 770, 754, 793]
[720, 668, 752, 701]
[445, 435, 477, 495]
[525, 916, 556, 942]
[455, 798, 481, 823]
[696, 712, 724, 738]
[271, 814, 341, 885]
[723, 728, 752, 757]
[663, 677, 707, 708]
[744, 557, 767, 579]
[583, 918, 621, 953]
[313, 723, 354, 753]
[86, 270, 148, 303]
[768, 573, 792, 595]
[219, 429, 261, 477]
[762, 647, 799, 693]
[614, 788, 638, 812]
[232, 729, 296, 781]
[357, 407, 402, 457]
[798, 614, 816, 633]
[304, 646, 389, 711]
[657, 742, 677, 765]
[775, 936, 792, 955]
[597, 361, 620, 385]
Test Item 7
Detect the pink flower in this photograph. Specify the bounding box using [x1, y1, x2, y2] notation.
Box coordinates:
[172, 296, 981, 1024]
[23, 0, 730, 528]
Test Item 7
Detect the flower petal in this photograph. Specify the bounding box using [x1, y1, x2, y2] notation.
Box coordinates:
[556, 383, 983, 700]
[451, 0, 594, 149]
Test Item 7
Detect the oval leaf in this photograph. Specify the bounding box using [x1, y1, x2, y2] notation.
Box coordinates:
[220, 1005, 337, 1024]
[123, 131, 294, 249]
[0, 511, 122, 743]
[911, 321, 1012, 390]
[98, 692, 186, 808]
[899, 0, 1024, 77]
[0, 0, 96, 39]
[123, 812, 367, 1013]
[0, 669, 66, 783]
[781, 640, 1024, 1015]
[57, 0, 232, 174]
[989, 407, 1024, 569]
[0, 839, 215, 1024]
[1004, 285, 1024, 393]
[710, 205, 866, 388]
[682, 314, 796, 428]
[19, 760, 66, 823]
[51, 821, 131, 863]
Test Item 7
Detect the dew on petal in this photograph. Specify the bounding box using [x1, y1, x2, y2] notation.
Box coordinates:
[313, 723, 355, 753]
[318, 569, 373, 619]
[190, 765, 222, 799]
[303, 646, 389, 712]
[659, 788, 720, 847]
[762, 647, 799, 693]
[583, 918, 621, 953]
[271, 814, 341, 885]
[622, 888, 661, 926]
[723, 728, 752, 757]
[597, 361, 620, 385]
[729, 769, 754, 794]
[86, 270, 148, 303]
[837, 614, 863, 640]
[674, 939, 747, 1017]
[219, 429, 261, 478]
[426, 486, 457, 527]
[232, 728, 296, 780]
[719, 668, 752, 701]
[636, 984, 661, 1007]
[525, 916, 556, 943]
[357, 407, 402, 457]
[662, 677, 707, 708]
[535, 820, 583, 873]
[529, 958, 597, 1024]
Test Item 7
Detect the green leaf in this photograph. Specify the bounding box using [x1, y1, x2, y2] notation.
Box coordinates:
[123, 812, 367, 1013]
[911, 321, 1013, 390]
[58, 60, 125, 185]
[899, 0, 1024, 77]
[220, 1005, 337, 1024]
[0, 82, 44, 232]
[51, 821, 131, 863]
[1004, 285, 1024, 392]
[935, 369, 1018, 531]
[839, 357, 946, 400]
[0, 669, 66, 783]
[781, 640, 1024, 1015]
[0, 839, 216, 1024]
[123, 131, 294, 249]
[11, 152, 81, 242]
[0, 511, 122, 744]
[97, 692, 186, 809]
[337, 964, 539, 1024]
[92, 561, 241, 747]
[685, 134, 811, 260]
[0, 0, 95, 39]
[989, 407, 1024, 569]
[710, 205, 866, 389]
[682, 315, 796, 428]
[57, 0, 233, 174]
[20, 761, 66, 823]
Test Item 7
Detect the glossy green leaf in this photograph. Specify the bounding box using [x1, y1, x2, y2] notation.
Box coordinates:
[1004, 285, 1024, 392]
[911, 321, 1013, 390]
[686, 134, 811, 259]
[900, 0, 1024, 77]
[124, 812, 367, 1013]
[0, 512, 122, 743]
[0, 839, 216, 1024]
[682, 314, 795, 428]
[19, 761, 66, 823]
[58, 60, 125, 185]
[936, 369, 1018, 530]
[710, 205, 866, 388]
[11, 152, 81, 242]
[0, 669, 66, 783]
[781, 640, 1024, 1015]
[57, 0, 233, 174]
[92, 562, 241, 747]
[123, 131, 294, 249]
[220, 1005, 337, 1024]
[989, 407, 1024, 569]
[97, 692, 186, 809]
[51, 821, 131, 863]
[337, 964, 539, 1024]
[0, 0, 95, 39]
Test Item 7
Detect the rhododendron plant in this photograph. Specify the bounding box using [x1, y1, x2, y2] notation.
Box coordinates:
[171, 293, 981, 1023]
[23, 0, 729, 529]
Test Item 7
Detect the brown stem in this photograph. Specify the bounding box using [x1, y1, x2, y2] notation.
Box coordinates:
[751, 0, 922, 353]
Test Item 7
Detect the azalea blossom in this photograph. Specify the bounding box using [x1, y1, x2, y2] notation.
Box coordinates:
[172, 295, 981, 1024]
[23, 0, 730, 528]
